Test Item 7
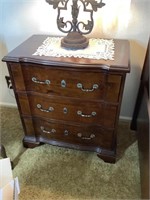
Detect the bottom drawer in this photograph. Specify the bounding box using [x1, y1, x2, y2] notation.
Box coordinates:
[33, 118, 114, 150]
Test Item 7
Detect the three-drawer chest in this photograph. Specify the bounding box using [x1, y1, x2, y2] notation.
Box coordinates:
[2, 35, 130, 163]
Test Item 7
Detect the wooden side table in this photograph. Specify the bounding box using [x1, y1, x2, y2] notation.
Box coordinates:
[2, 35, 130, 163]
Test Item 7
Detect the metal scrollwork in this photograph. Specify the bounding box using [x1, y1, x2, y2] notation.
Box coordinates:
[46, 0, 105, 49]
[46, 0, 105, 35]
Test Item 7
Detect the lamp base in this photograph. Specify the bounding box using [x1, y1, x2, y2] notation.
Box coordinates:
[61, 32, 89, 50]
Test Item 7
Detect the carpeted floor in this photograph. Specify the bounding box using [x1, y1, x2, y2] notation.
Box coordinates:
[1, 106, 141, 200]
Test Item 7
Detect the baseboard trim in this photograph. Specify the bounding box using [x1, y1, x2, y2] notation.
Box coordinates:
[0, 102, 17, 108]
[119, 116, 132, 121]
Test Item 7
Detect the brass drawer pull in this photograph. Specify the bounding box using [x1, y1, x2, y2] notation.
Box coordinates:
[40, 126, 56, 134]
[32, 77, 51, 85]
[37, 104, 54, 112]
[77, 133, 95, 140]
[77, 83, 98, 92]
[77, 110, 96, 118]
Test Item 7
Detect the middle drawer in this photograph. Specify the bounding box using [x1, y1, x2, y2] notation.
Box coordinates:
[27, 94, 117, 128]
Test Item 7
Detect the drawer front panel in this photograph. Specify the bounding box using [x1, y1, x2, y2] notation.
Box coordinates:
[33, 119, 114, 149]
[21, 64, 121, 102]
[28, 94, 117, 128]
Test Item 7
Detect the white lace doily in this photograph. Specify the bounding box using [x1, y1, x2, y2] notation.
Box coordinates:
[33, 37, 115, 60]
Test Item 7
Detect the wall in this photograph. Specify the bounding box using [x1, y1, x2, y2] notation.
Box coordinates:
[0, 0, 149, 119]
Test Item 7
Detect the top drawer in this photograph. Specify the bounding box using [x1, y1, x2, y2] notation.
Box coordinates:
[20, 63, 122, 102]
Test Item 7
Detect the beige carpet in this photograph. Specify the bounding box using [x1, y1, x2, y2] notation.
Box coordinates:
[1, 106, 141, 200]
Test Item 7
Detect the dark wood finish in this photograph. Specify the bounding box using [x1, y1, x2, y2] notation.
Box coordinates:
[131, 40, 149, 199]
[130, 39, 149, 130]
[2, 35, 130, 163]
[137, 90, 149, 199]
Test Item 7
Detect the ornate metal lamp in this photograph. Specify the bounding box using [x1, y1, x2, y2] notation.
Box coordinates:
[46, 0, 105, 49]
